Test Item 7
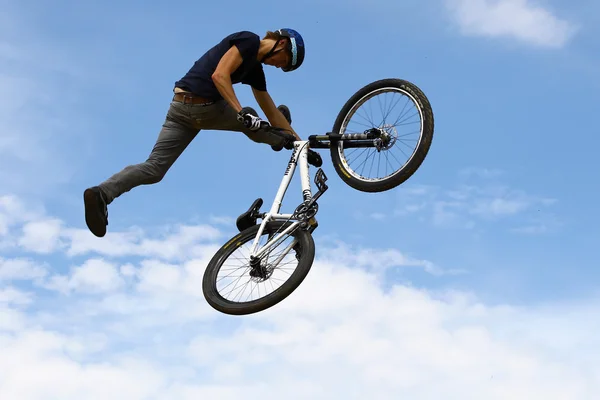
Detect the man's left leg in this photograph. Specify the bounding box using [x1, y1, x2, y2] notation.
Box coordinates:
[207, 101, 323, 167]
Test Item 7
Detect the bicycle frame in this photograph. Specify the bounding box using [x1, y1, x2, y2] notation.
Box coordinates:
[248, 140, 315, 259]
[246, 128, 382, 260]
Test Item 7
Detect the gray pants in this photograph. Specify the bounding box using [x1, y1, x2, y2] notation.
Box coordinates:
[98, 98, 285, 204]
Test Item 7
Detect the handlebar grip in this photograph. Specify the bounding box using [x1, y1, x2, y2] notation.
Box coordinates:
[264, 126, 296, 146]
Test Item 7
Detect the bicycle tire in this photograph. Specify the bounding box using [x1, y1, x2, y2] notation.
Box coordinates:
[330, 78, 435, 192]
[202, 220, 315, 315]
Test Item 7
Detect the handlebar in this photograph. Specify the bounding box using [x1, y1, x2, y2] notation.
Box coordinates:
[259, 122, 323, 167]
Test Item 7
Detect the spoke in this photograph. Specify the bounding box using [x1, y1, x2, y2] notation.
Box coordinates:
[214, 228, 302, 303]
[383, 93, 405, 124]
[334, 87, 425, 183]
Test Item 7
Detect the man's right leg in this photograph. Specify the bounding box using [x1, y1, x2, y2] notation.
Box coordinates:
[206, 101, 292, 147]
[84, 101, 199, 237]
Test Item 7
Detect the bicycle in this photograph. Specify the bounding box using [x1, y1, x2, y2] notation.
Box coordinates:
[202, 78, 435, 315]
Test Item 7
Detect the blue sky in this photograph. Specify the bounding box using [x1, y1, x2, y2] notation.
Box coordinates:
[1, 0, 600, 398]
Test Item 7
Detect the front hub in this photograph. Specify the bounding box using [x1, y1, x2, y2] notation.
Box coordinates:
[375, 124, 398, 151]
[249, 256, 272, 282]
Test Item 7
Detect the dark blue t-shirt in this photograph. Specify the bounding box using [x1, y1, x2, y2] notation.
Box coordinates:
[174, 31, 267, 100]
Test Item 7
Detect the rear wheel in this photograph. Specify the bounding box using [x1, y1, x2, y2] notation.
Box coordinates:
[202, 220, 315, 315]
[330, 78, 434, 192]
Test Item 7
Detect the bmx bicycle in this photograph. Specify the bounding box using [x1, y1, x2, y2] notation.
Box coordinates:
[202, 78, 434, 315]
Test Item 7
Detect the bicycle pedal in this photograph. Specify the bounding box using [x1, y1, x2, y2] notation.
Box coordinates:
[236, 198, 263, 232]
[314, 168, 328, 192]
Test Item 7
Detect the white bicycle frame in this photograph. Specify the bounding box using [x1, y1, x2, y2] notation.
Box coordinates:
[248, 140, 314, 261]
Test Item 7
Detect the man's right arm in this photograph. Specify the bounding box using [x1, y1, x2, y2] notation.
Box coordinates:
[211, 45, 244, 112]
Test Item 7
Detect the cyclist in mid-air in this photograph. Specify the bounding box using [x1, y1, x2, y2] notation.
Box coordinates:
[83, 28, 312, 238]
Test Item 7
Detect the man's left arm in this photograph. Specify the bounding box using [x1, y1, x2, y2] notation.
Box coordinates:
[252, 87, 301, 140]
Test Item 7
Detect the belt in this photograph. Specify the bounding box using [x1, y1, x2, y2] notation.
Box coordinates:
[172, 92, 214, 105]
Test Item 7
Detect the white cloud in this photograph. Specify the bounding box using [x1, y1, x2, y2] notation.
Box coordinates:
[2, 258, 599, 399]
[510, 212, 562, 235]
[18, 218, 65, 254]
[135, 259, 183, 294]
[0, 330, 168, 400]
[62, 224, 223, 261]
[1, 191, 224, 264]
[0, 193, 597, 399]
[44, 259, 125, 295]
[465, 185, 556, 220]
[445, 0, 578, 48]
[319, 240, 460, 276]
[0, 195, 44, 236]
[0, 258, 48, 281]
[208, 215, 235, 226]
[0, 306, 27, 332]
[0, 287, 33, 305]
[389, 170, 559, 233]
[471, 196, 530, 216]
[459, 166, 504, 179]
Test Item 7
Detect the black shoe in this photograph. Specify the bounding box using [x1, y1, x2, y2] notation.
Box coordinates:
[83, 186, 108, 237]
[307, 149, 323, 167]
[271, 105, 293, 151]
[277, 104, 292, 124]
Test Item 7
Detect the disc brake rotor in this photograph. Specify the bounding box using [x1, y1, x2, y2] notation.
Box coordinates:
[375, 124, 398, 151]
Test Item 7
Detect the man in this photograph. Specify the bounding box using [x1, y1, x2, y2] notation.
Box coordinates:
[83, 28, 315, 238]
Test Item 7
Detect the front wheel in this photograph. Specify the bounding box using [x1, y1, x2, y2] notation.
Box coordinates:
[202, 220, 315, 315]
[330, 78, 435, 193]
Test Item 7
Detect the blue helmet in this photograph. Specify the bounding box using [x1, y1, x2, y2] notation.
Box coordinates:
[276, 28, 305, 72]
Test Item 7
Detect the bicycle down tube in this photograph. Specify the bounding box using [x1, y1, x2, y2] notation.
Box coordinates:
[248, 140, 312, 258]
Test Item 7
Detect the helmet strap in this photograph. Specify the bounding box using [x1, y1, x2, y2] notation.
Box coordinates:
[260, 37, 285, 63]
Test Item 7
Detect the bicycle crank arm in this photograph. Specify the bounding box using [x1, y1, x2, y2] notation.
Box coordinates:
[292, 168, 328, 232]
[303, 167, 328, 208]
[311, 168, 328, 203]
